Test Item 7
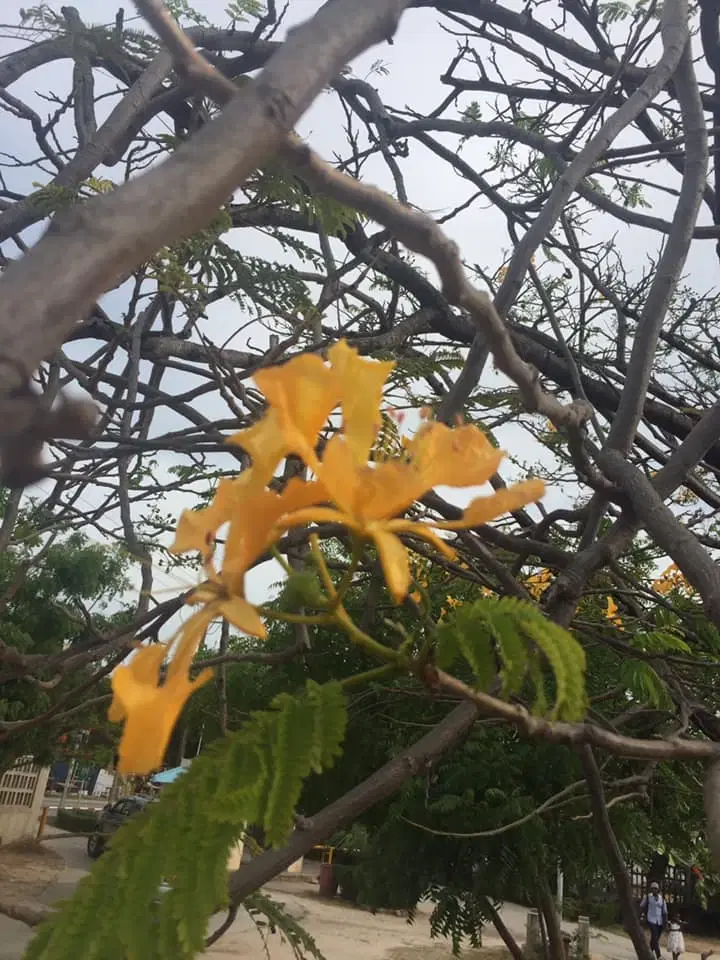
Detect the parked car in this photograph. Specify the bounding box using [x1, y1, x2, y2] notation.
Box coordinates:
[87, 795, 151, 859]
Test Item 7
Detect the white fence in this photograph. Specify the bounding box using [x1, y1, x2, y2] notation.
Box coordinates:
[0, 756, 50, 844]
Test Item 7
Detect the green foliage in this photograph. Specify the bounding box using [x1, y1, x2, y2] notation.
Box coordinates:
[248, 163, 358, 237]
[25, 680, 347, 960]
[244, 891, 326, 960]
[151, 214, 313, 313]
[618, 660, 671, 708]
[164, 0, 211, 24]
[28, 176, 115, 216]
[277, 570, 326, 610]
[227, 0, 265, 21]
[436, 597, 587, 720]
[427, 887, 489, 954]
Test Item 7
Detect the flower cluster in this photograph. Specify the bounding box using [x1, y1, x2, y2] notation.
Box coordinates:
[652, 562, 694, 596]
[108, 341, 544, 773]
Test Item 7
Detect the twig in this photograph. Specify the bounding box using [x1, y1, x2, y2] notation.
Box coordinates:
[430, 668, 720, 760]
[134, 0, 589, 435]
[0, 0, 412, 474]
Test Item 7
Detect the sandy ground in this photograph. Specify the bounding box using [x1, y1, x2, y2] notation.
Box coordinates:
[0, 841, 64, 905]
[1, 837, 718, 960]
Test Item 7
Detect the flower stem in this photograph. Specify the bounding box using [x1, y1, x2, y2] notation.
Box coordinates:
[340, 663, 402, 690]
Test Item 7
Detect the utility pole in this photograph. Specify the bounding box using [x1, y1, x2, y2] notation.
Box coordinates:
[58, 757, 76, 811]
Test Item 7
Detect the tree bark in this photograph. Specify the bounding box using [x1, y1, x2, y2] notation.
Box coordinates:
[538, 885, 565, 960]
[479, 896, 526, 960]
[579, 746, 653, 960]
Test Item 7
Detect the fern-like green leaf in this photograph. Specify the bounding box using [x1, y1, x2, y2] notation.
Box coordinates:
[436, 597, 587, 721]
[24, 681, 347, 960]
[619, 659, 671, 708]
[245, 891, 327, 960]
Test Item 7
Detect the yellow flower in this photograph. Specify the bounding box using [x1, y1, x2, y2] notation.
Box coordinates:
[109, 612, 214, 774]
[227, 352, 341, 483]
[174, 477, 329, 638]
[605, 596, 624, 630]
[227, 342, 394, 482]
[652, 562, 693, 596]
[446, 595, 463, 608]
[327, 340, 395, 465]
[525, 568, 553, 600]
[274, 423, 544, 602]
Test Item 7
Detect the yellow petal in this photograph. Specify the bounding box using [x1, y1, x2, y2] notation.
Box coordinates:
[313, 436, 362, 515]
[218, 596, 267, 638]
[408, 422, 503, 489]
[372, 529, 411, 603]
[228, 353, 341, 480]
[110, 637, 214, 776]
[108, 697, 125, 723]
[170, 477, 246, 557]
[225, 408, 289, 487]
[328, 340, 394, 464]
[359, 459, 425, 521]
[114, 668, 213, 775]
[386, 519, 456, 560]
[166, 609, 214, 681]
[222, 477, 330, 592]
[437, 479, 545, 529]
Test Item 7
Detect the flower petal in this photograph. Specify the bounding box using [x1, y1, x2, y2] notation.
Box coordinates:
[408, 422, 504, 489]
[386, 519, 457, 560]
[222, 477, 330, 592]
[328, 340, 394, 465]
[218, 596, 267, 638]
[170, 477, 247, 557]
[110, 634, 214, 776]
[372, 529, 411, 603]
[225, 408, 289, 488]
[437, 479, 545, 529]
[229, 353, 341, 480]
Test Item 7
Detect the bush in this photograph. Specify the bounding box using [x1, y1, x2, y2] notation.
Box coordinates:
[55, 808, 98, 833]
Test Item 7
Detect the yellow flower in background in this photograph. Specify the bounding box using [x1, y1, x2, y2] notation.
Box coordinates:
[110, 612, 214, 774]
[605, 596, 624, 630]
[526, 568, 553, 600]
[446, 595, 463, 608]
[652, 562, 693, 596]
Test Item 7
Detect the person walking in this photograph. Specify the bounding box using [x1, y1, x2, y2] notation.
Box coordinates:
[667, 913, 684, 960]
[640, 881, 668, 959]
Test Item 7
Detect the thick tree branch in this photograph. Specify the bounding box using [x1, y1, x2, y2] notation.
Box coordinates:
[0, 0, 411, 475]
[226, 700, 479, 905]
[579, 745, 653, 960]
